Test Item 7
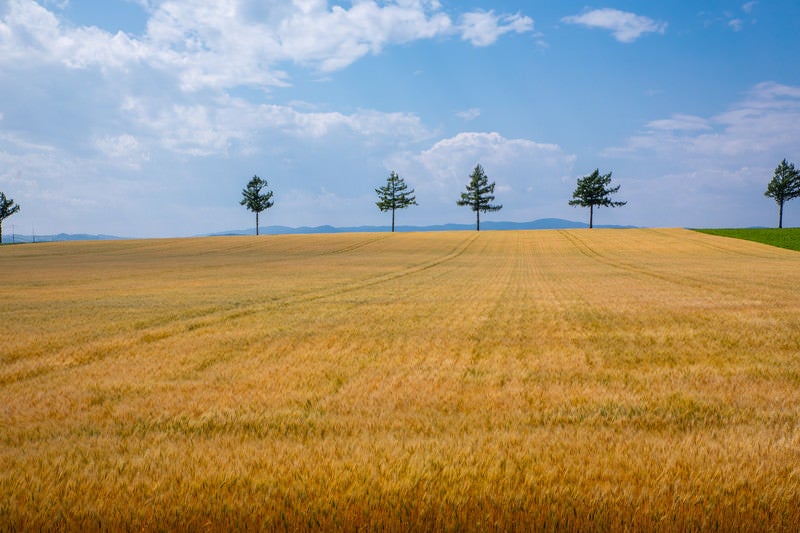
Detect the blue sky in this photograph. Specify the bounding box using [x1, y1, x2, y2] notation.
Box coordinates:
[2, 0, 800, 237]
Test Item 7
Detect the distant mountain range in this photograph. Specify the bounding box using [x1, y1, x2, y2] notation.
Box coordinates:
[209, 218, 636, 236]
[1, 218, 636, 243]
[0, 233, 126, 244]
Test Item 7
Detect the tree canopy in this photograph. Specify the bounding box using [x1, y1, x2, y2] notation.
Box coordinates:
[0, 192, 21, 245]
[240, 175, 274, 235]
[456, 164, 502, 231]
[568, 169, 626, 228]
[764, 159, 800, 229]
[375, 171, 417, 232]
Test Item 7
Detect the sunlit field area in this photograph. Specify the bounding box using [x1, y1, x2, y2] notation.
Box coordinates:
[1, 229, 799, 530]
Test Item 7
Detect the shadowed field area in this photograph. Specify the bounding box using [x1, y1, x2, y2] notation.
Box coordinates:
[1, 229, 799, 530]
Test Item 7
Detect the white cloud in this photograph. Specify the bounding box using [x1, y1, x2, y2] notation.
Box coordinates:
[646, 114, 712, 132]
[385, 132, 576, 223]
[121, 95, 432, 157]
[610, 82, 800, 161]
[0, 130, 155, 235]
[601, 82, 800, 228]
[0, 0, 147, 68]
[0, 130, 59, 153]
[614, 165, 770, 229]
[562, 8, 666, 43]
[94, 134, 149, 168]
[279, 1, 454, 71]
[702, 6, 758, 33]
[456, 108, 481, 121]
[1, 1, 533, 92]
[728, 18, 743, 31]
[459, 11, 533, 47]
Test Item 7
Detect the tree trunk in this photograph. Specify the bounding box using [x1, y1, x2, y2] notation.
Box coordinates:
[779, 201, 784, 229]
[477, 210, 481, 232]
[589, 205, 594, 229]
[256, 211, 260, 235]
[391, 208, 395, 233]
[0, 221, 3, 244]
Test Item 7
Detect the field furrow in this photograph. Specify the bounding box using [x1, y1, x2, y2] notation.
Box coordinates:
[1, 229, 799, 530]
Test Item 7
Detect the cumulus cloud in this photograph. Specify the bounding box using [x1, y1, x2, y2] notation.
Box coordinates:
[1, 0, 533, 91]
[138, 0, 456, 86]
[562, 8, 666, 43]
[385, 132, 576, 223]
[0, 0, 147, 68]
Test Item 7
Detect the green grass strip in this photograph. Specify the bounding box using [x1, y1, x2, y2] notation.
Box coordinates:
[694, 228, 800, 252]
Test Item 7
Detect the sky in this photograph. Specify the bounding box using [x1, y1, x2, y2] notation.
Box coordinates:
[1, 0, 800, 238]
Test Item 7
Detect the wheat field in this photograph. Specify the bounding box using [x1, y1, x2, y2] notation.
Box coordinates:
[1, 229, 799, 530]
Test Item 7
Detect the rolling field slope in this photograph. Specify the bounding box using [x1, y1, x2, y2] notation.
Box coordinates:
[1, 229, 799, 530]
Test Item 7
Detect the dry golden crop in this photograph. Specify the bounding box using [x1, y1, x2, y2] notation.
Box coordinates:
[1, 229, 799, 531]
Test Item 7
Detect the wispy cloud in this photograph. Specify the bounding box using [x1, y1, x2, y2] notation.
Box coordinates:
[608, 82, 800, 160]
[562, 8, 666, 43]
[646, 114, 712, 132]
[456, 108, 481, 121]
[701, 3, 757, 33]
[459, 11, 533, 47]
[598, 83, 800, 229]
[604, 82, 800, 228]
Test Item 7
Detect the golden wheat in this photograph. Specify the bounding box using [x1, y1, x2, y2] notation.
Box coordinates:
[1, 229, 799, 530]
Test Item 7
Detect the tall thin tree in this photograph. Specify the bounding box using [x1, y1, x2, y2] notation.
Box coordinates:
[0, 192, 21, 245]
[375, 171, 417, 232]
[457, 164, 502, 231]
[764, 159, 800, 229]
[240, 175, 274, 235]
[568, 169, 626, 228]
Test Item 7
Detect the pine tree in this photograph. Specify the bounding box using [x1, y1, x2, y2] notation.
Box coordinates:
[0, 192, 21, 245]
[240, 175, 274, 235]
[375, 171, 417, 232]
[764, 159, 800, 229]
[457, 164, 502, 232]
[568, 169, 626, 229]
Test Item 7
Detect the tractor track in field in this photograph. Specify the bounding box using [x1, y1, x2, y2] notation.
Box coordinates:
[322, 234, 394, 255]
[0, 233, 480, 387]
[280, 232, 480, 306]
[5, 229, 792, 389]
[558, 230, 756, 299]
